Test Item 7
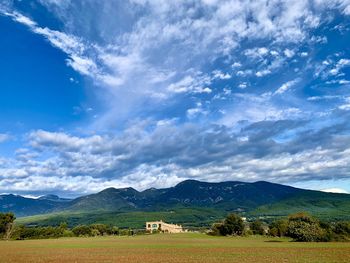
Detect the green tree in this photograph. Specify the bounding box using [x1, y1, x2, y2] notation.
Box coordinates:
[90, 224, 109, 236]
[329, 221, 350, 241]
[269, 219, 288, 237]
[250, 220, 265, 235]
[111, 226, 119, 235]
[59, 222, 68, 231]
[0, 212, 16, 239]
[287, 212, 326, 242]
[208, 223, 222, 236]
[333, 221, 350, 236]
[219, 213, 244, 236]
[72, 225, 92, 237]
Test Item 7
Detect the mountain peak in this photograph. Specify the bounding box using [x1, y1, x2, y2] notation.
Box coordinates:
[100, 187, 138, 194]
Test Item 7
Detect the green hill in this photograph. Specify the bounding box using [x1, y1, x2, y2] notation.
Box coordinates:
[2, 180, 350, 227]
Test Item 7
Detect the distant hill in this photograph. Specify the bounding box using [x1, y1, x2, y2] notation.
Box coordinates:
[2, 180, 350, 227]
[38, 195, 71, 202]
[0, 194, 67, 217]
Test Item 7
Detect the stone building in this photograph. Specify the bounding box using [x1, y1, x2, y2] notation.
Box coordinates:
[146, 220, 184, 233]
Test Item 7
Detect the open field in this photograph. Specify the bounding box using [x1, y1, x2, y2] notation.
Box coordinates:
[0, 233, 350, 263]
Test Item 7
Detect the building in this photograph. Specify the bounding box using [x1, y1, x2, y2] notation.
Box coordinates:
[146, 220, 184, 233]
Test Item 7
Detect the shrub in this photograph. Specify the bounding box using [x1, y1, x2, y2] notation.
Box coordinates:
[12, 224, 68, 240]
[333, 221, 350, 236]
[210, 213, 245, 236]
[72, 225, 92, 237]
[208, 223, 222, 236]
[268, 219, 288, 237]
[287, 213, 326, 242]
[0, 212, 16, 239]
[250, 220, 265, 235]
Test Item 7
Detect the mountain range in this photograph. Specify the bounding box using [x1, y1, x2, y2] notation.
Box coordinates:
[1, 180, 350, 228]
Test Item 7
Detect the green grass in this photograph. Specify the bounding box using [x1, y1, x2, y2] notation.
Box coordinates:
[0, 233, 349, 262]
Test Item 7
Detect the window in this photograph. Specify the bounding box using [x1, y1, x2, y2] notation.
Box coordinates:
[148, 224, 151, 228]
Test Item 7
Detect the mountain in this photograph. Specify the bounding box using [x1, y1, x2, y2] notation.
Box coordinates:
[38, 195, 71, 202]
[58, 180, 305, 212]
[0, 194, 67, 217]
[2, 180, 350, 227]
[68, 187, 140, 211]
[154, 180, 303, 209]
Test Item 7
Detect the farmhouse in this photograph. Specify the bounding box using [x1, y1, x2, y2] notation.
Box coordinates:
[146, 220, 184, 233]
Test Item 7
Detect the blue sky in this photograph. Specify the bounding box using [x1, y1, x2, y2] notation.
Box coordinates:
[1, 0, 350, 197]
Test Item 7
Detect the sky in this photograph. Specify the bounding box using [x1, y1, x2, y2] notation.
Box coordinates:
[0, 0, 350, 197]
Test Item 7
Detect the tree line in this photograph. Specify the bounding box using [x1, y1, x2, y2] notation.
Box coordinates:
[0, 212, 140, 240]
[2, 211, 350, 241]
[209, 212, 350, 241]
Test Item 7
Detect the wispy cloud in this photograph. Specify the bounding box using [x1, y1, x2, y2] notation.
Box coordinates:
[0, 134, 10, 143]
[275, 79, 300, 95]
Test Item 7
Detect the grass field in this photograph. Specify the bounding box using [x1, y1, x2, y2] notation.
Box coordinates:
[0, 233, 349, 263]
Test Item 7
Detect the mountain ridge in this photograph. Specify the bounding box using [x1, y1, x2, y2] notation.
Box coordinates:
[2, 179, 350, 220]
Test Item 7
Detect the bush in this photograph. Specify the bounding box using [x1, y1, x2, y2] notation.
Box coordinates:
[286, 213, 327, 242]
[328, 221, 350, 241]
[208, 223, 222, 236]
[333, 221, 350, 236]
[250, 220, 265, 235]
[12, 224, 70, 240]
[72, 225, 92, 237]
[268, 219, 288, 237]
[0, 212, 16, 239]
[11, 223, 121, 239]
[210, 213, 245, 236]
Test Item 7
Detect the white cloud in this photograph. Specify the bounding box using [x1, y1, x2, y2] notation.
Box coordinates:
[339, 79, 350, 84]
[167, 75, 212, 94]
[275, 79, 299, 95]
[29, 130, 105, 152]
[238, 83, 247, 89]
[244, 47, 269, 58]
[307, 95, 342, 101]
[284, 48, 295, 58]
[212, 70, 231, 80]
[232, 62, 242, 68]
[329, 58, 350, 76]
[321, 188, 349, 194]
[2, 128, 350, 194]
[339, 104, 350, 110]
[237, 69, 253, 77]
[0, 134, 10, 143]
[5, 11, 37, 27]
[256, 69, 271, 77]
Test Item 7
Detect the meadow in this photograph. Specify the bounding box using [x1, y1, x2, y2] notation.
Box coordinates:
[0, 233, 349, 263]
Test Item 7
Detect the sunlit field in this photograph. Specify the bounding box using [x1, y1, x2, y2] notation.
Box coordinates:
[0, 233, 349, 263]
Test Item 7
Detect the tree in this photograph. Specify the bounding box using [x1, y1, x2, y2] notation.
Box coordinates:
[333, 221, 350, 236]
[269, 219, 288, 237]
[287, 212, 326, 242]
[0, 212, 16, 240]
[219, 213, 244, 236]
[72, 225, 92, 237]
[250, 220, 265, 235]
[208, 223, 222, 236]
